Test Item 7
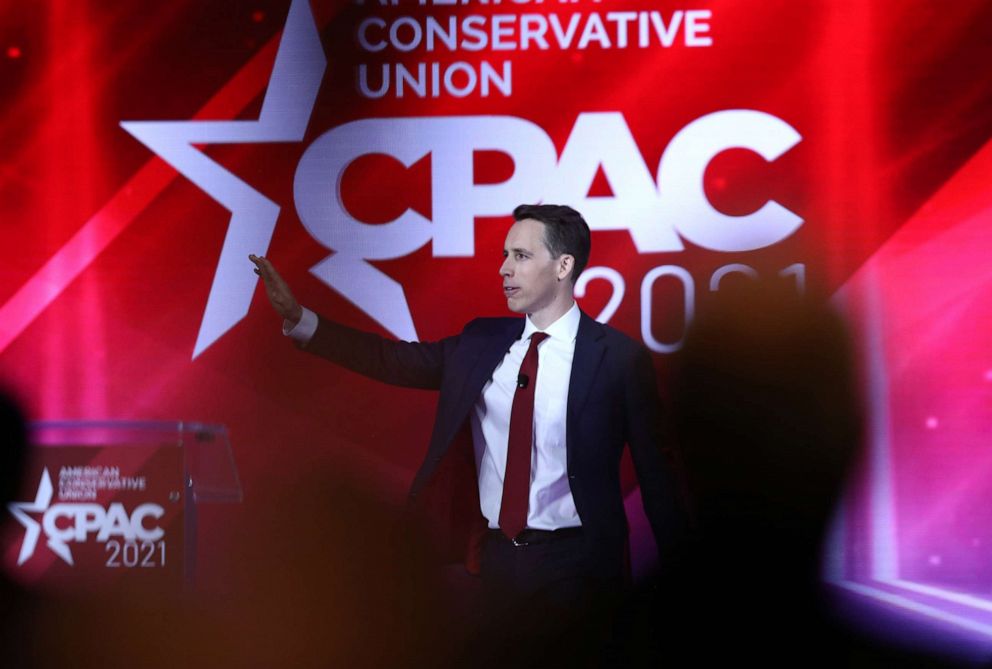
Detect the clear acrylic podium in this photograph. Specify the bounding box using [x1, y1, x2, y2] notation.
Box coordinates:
[5, 420, 241, 592]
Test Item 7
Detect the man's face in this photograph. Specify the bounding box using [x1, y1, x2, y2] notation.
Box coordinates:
[500, 218, 562, 315]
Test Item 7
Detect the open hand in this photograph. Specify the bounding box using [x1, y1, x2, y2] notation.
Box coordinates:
[249, 254, 303, 326]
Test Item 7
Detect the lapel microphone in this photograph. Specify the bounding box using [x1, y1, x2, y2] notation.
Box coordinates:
[517, 373, 530, 389]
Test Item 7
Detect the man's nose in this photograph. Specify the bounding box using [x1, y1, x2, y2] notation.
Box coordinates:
[499, 258, 511, 276]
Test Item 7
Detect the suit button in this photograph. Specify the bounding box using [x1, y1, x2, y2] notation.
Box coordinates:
[568, 474, 576, 480]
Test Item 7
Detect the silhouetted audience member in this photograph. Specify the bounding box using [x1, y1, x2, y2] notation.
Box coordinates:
[624, 285, 963, 667]
[0, 390, 35, 666]
[0, 391, 27, 506]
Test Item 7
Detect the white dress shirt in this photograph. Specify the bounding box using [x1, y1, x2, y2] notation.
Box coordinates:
[472, 302, 581, 530]
[284, 302, 582, 531]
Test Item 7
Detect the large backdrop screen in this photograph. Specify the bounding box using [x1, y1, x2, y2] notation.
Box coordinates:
[2, 0, 992, 649]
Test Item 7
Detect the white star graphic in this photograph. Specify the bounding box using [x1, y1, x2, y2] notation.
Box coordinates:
[7, 469, 71, 565]
[120, 0, 326, 358]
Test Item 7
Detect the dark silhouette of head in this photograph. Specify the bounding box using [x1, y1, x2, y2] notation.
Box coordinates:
[675, 286, 861, 546]
[0, 390, 27, 507]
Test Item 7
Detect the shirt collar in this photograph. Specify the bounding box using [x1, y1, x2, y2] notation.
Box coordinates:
[522, 301, 580, 343]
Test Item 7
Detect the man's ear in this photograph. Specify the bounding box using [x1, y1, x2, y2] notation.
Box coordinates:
[557, 254, 575, 282]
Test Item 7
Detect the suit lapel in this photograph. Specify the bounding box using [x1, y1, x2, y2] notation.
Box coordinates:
[442, 318, 525, 447]
[566, 311, 607, 469]
[437, 312, 604, 466]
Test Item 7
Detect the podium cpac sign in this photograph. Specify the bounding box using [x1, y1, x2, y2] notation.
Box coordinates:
[9, 469, 166, 567]
[3, 444, 183, 593]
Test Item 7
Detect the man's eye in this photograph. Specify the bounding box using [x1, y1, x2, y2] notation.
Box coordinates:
[516, 253, 526, 260]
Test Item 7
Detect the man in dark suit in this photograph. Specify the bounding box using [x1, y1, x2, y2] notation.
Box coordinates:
[251, 204, 683, 659]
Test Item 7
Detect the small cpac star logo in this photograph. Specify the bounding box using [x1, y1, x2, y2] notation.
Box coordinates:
[7, 469, 75, 566]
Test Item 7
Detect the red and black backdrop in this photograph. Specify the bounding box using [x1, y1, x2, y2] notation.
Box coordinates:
[2, 0, 992, 643]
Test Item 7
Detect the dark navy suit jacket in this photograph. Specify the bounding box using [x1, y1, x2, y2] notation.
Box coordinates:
[302, 309, 684, 578]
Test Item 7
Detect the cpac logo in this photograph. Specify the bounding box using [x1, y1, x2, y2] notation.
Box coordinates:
[7, 469, 165, 566]
[121, 0, 801, 358]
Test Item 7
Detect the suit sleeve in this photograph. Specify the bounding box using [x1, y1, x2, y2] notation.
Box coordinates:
[623, 345, 688, 566]
[298, 314, 458, 391]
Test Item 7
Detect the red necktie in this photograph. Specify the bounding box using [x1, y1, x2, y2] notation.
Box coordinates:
[499, 331, 549, 540]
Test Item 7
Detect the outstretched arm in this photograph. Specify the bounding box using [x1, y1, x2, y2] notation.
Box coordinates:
[249, 254, 452, 390]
